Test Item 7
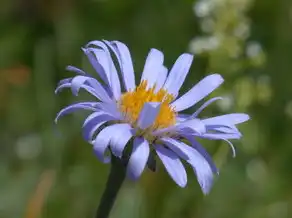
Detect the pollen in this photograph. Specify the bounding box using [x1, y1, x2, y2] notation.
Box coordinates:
[119, 81, 176, 130]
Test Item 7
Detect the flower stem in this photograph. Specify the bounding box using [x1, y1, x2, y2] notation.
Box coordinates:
[95, 155, 126, 218]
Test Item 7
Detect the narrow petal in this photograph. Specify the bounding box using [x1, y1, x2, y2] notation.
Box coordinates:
[180, 144, 214, 194]
[140, 49, 164, 88]
[55, 78, 73, 92]
[209, 126, 241, 135]
[71, 75, 111, 102]
[197, 133, 241, 140]
[183, 136, 218, 174]
[83, 111, 104, 127]
[195, 133, 237, 157]
[177, 118, 206, 135]
[84, 121, 106, 142]
[82, 48, 110, 85]
[154, 66, 168, 92]
[162, 138, 214, 194]
[155, 145, 187, 187]
[137, 102, 161, 129]
[153, 118, 205, 136]
[191, 97, 223, 118]
[66, 65, 86, 75]
[86, 41, 121, 100]
[55, 102, 97, 123]
[202, 113, 250, 126]
[206, 124, 241, 135]
[171, 74, 224, 112]
[127, 137, 150, 180]
[93, 124, 127, 163]
[82, 112, 117, 141]
[152, 125, 177, 136]
[94, 46, 122, 100]
[176, 113, 191, 122]
[55, 75, 112, 101]
[163, 54, 194, 97]
[160, 137, 190, 160]
[56, 78, 72, 87]
[86, 79, 112, 103]
[110, 124, 134, 158]
[95, 102, 122, 119]
[55, 82, 100, 99]
[103, 40, 136, 91]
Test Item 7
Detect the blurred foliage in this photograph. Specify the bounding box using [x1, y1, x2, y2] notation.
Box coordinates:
[1, 0, 292, 218]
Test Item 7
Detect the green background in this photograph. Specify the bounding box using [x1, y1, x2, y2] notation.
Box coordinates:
[1, 0, 291, 217]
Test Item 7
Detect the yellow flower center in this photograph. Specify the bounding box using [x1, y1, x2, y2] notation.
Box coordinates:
[119, 81, 176, 130]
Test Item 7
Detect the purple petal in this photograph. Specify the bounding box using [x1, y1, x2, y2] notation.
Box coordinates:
[160, 137, 190, 160]
[95, 102, 122, 119]
[85, 43, 112, 81]
[177, 118, 206, 135]
[127, 137, 150, 180]
[163, 54, 194, 97]
[176, 113, 191, 122]
[183, 136, 218, 174]
[84, 121, 106, 142]
[137, 102, 161, 129]
[179, 144, 214, 194]
[206, 124, 241, 136]
[103, 40, 136, 91]
[153, 116, 205, 137]
[198, 133, 241, 140]
[154, 66, 168, 92]
[153, 118, 205, 136]
[83, 111, 104, 126]
[55, 75, 112, 101]
[171, 74, 224, 112]
[56, 78, 72, 87]
[140, 49, 164, 88]
[191, 97, 223, 118]
[82, 48, 110, 85]
[155, 144, 187, 187]
[110, 124, 134, 157]
[66, 65, 86, 75]
[89, 47, 121, 100]
[55, 81, 99, 99]
[195, 134, 237, 157]
[217, 127, 239, 134]
[152, 125, 177, 136]
[161, 138, 214, 194]
[82, 112, 117, 141]
[197, 134, 237, 156]
[71, 75, 112, 102]
[202, 113, 250, 126]
[86, 41, 121, 100]
[55, 102, 97, 123]
[93, 124, 127, 163]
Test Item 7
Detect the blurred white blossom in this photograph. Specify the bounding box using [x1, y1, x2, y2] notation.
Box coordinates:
[15, 133, 42, 160]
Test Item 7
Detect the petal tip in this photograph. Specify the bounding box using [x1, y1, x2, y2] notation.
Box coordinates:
[244, 114, 251, 121]
[178, 180, 187, 188]
[212, 73, 224, 83]
[200, 180, 214, 195]
[181, 53, 194, 63]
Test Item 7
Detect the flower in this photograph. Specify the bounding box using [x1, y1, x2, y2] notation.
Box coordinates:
[55, 40, 249, 194]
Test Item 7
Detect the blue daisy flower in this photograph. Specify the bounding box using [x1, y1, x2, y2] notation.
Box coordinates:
[55, 40, 249, 194]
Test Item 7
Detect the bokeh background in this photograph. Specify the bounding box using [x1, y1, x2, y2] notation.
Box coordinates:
[1, 0, 292, 217]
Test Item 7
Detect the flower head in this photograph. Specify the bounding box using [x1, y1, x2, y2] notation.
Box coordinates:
[55, 40, 249, 194]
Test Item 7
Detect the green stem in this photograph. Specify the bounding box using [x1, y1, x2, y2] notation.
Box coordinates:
[95, 156, 126, 218]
